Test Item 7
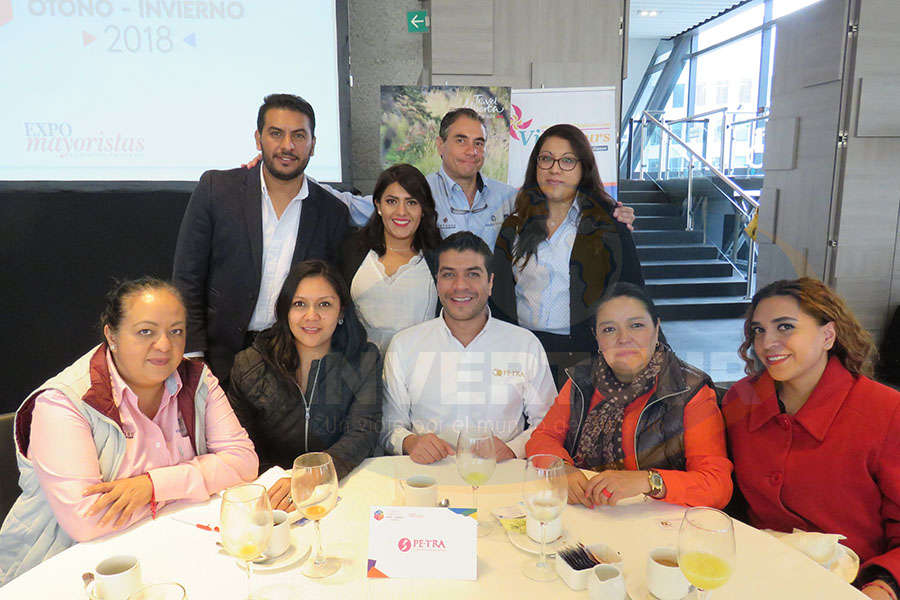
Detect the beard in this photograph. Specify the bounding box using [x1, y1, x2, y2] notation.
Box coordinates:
[261, 150, 310, 181]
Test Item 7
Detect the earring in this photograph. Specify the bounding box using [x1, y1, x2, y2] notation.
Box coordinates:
[338, 317, 344, 325]
[377, 210, 382, 216]
[110, 343, 117, 351]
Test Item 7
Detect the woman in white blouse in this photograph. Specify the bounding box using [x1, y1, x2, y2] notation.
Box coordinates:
[339, 164, 442, 353]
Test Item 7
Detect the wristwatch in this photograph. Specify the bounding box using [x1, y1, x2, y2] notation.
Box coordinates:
[646, 469, 665, 499]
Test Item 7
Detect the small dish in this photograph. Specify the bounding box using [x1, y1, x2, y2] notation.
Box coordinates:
[506, 527, 569, 555]
[555, 543, 625, 591]
[830, 543, 860, 583]
[235, 532, 309, 572]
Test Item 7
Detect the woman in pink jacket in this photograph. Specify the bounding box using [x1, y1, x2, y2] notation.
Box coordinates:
[0, 277, 258, 584]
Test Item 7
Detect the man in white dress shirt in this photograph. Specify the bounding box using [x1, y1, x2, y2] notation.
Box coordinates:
[381, 231, 557, 464]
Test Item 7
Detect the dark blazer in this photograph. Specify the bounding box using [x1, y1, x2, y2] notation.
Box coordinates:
[490, 193, 644, 355]
[173, 165, 349, 382]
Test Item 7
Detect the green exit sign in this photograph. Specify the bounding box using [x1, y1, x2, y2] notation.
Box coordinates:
[407, 10, 429, 33]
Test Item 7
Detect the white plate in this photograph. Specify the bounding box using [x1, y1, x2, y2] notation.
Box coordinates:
[506, 527, 570, 555]
[830, 544, 859, 583]
[236, 532, 310, 572]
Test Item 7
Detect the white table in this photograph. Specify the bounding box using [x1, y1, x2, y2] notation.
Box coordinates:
[0, 457, 866, 599]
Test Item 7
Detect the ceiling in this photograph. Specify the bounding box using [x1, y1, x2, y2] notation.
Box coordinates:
[628, 0, 757, 39]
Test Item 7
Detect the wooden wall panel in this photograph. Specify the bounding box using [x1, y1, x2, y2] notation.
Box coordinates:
[431, 0, 494, 74]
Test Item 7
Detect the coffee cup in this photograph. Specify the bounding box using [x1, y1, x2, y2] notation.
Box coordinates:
[587, 563, 626, 600]
[266, 509, 292, 557]
[647, 546, 691, 600]
[526, 514, 563, 543]
[91, 555, 143, 600]
[400, 475, 438, 507]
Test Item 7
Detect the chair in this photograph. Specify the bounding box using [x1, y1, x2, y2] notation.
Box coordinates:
[0, 412, 20, 523]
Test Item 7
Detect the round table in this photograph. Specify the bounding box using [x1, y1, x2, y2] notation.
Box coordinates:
[0, 456, 866, 599]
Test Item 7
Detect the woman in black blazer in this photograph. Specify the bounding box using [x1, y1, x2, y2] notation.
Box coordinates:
[339, 164, 441, 353]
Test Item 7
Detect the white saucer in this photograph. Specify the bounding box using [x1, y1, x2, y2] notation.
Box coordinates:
[506, 527, 570, 555]
[235, 532, 310, 572]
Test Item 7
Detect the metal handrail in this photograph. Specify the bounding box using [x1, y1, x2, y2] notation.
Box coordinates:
[727, 113, 770, 128]
[641, 111, 760, 214]
[665, 106, 728, 126]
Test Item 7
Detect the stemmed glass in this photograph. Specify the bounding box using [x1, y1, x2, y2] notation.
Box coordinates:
[678, 507, 736, 599]
[219, 484, 273, 599]
[456, 428, 497, 537]
[292, 452, 340, 578]
[521, 454, 567, 581]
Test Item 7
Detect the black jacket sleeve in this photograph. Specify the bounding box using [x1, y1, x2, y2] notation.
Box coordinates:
[489, 221, 519, 325]
[173, 171, 214, 354]
[614, 220, 645, 288]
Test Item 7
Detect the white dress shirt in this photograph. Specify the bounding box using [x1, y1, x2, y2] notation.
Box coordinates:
[350, 250, 438, 354]
[513, 198, 579, 334]
[247, 169, 308, 331]
[381, 312, 557, 458]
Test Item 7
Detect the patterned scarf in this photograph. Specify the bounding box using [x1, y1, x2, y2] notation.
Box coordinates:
[571, 343, 668, 470]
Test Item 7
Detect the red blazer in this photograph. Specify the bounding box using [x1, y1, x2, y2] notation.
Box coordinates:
[526, 379, 732, 508]
[723, 356, 900, 583]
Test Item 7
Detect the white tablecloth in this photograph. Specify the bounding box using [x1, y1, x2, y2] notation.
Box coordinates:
[0, 457, 866, 599]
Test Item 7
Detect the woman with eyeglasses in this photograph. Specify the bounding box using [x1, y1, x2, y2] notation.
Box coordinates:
[491, 124, 645, 384]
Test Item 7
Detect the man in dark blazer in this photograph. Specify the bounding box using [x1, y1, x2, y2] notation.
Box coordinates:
[173, 94, 349, 384]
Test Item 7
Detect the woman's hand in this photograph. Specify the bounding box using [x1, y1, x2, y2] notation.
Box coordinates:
[584, 470, 652, 506]
[83, 475, 154, 528]
[566, 467, 594, 508]
[862, 582, 897, 600]
[242, 154, 261, 169]
[267, 477, 295, 511]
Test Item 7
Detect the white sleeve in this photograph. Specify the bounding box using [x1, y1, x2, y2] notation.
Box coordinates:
[380, 338, 415, 455]
[312, 178, 375, 228]
[506, 336, 557, 457]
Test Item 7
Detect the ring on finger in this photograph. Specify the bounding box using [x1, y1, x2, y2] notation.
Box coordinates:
[601, 487, 612, 499]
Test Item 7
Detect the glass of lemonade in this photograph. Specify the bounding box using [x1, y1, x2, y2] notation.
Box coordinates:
[456, 428, 497, 537]
[678, 507, 736, 598]
[521, 454, 567, 581]
[292, 452, 340, 578]
[219, 484, 273, 599]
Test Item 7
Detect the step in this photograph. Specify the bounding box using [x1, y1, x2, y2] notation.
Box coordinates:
[632, 229, 704, 245]
[635, 216, 684, 230]
[627, 202, 681, 217]
[636, 244, 721, 261]
[640, 260, 735, 279]
[618, 179, 659, 192]
[618, 190, 669, 203]
[646, 276, 748, 299]
[655, 296, 752, 320]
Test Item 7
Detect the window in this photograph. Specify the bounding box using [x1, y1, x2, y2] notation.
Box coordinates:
[698, 2, 765, 50]
[773, 0, 825, 19]
[672, 84, 685, 109]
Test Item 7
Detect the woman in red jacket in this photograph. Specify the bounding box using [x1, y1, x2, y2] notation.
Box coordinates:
[526, 282, 732, 508]
[723, 277, 900, 600]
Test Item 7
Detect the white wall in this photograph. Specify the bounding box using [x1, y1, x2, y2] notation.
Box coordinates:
[622, 37, 661, 113]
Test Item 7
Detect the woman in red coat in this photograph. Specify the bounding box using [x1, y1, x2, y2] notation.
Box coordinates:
[723, 277, 900, 600]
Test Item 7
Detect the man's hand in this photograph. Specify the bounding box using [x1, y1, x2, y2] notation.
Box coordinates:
[402, 433, 456, 464]
[83, 474, 154, 528]
[612, 202, 636, 231]
[565, 466, 594, 508]
[242, 154, 262, 169]
[862, 582, 895, 600]
[267, 477, 295, 511]
[584, 469, 652, 506]
[492, 436, 516, 462]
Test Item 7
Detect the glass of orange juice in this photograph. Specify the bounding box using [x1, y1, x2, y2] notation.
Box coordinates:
[219, 484, 273, 598]
[292, 452, 340, 578]
[677, 507, 736, 599]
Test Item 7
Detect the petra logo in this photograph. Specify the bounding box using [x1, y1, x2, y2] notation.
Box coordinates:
[373, 510, 384, 521]
[0, 0, 13, 27]
[397, 537, 447, 552]
[398, 538, 412, 552]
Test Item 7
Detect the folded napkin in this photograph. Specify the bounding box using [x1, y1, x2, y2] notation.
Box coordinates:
[767, 529, 846, 566]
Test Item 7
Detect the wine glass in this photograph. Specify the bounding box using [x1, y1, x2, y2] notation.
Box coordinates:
[219, 484, 273, 599]
[678, 507, 736, 599]
[292, 452, 340, 578]
[521, 454, 567, 581]
[456, 428, 497, 537]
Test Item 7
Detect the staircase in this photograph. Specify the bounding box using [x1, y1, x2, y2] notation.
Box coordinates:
[620, 179, 751, 321]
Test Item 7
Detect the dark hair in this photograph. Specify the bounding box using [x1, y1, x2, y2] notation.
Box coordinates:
[739, 277, 877, 377]
[257, 93, 316, 135]
[99, 277, 183, 338]
[591, 282, 661, 330]
[358, 164, 441, 255]
[258, 261, 367, 380]
[438, 108, 486, 140]
[437, 231, 493, 275]
[511, 124, 616, 267]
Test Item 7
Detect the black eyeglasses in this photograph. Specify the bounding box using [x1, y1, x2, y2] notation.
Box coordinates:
[537, 154, 580, 171]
